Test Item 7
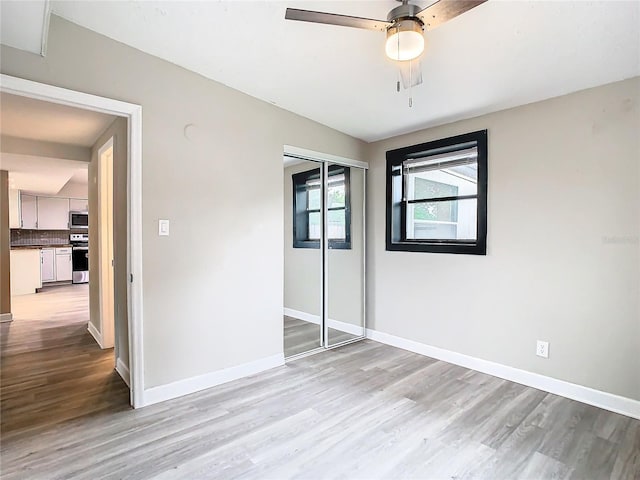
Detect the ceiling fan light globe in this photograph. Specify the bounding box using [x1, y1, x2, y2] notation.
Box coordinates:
[385, 20, 424, 61]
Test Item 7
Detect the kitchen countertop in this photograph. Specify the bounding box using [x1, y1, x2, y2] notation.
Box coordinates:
[10, 244, 73, 250]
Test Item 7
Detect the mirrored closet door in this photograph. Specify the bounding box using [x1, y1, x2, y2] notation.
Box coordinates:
[283, 159, 323, 357]
[283, 153, 366, 359]
[325, 163, 365, 347]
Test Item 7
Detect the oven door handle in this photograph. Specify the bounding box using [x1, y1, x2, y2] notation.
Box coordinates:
[73, 247, 89, 251]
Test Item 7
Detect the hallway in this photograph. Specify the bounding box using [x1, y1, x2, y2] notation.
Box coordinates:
[0, 285, 129, 437]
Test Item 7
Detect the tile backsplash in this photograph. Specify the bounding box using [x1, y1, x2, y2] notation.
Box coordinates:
[10, 229, 70, 246]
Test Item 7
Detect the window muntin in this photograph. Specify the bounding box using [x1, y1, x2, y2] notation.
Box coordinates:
[293, 166, 351, 249]
[386, 130, 487, 254]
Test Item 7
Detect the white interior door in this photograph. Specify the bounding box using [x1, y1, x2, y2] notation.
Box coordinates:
[99, 138, 115, 349]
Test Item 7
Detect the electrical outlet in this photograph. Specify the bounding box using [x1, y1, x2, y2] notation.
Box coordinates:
[536, 340, 549, 358]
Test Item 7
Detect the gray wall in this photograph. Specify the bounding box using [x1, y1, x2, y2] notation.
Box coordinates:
[284, 161, 365, 328]
[1, 15, 365, 388]
[366, 77, 640, 400]
[283, 161, 321, 317]
[88, 117, 128, 371]
[0, 135, 90, 162]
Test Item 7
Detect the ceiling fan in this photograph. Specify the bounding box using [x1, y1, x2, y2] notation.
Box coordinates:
[285, 0, 486, 96]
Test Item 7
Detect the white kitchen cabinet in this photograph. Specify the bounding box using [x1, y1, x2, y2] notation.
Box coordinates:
[20, 194, 38, 229]
[9, 189, 21, 229]
[69, 198, 89, 212]
[10, 249, 42, 295]
[55, 248, 73, 281]
[41, 248, 56, 283]
[37, 197, 70, 230]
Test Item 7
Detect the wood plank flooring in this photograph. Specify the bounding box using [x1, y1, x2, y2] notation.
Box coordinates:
[0, 284, 130, 436]
[284, 316, 321, 357]
[284, 316, 357, 358]
[1, 287, 638, 479]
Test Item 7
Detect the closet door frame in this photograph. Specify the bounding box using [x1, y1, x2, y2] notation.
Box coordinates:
[284, 145, 368, 359]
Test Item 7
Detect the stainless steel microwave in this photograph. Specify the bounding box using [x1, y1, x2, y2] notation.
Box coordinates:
[69, 211, 89, 229]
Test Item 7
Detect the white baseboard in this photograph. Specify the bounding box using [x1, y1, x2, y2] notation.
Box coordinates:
[285, 307, 319, 325]
[116, 357, 131, 388]
[142, 353, 285, 407]
[0, 313, 13, 323]
[366, 328, 640, 420]
[284, 308, 365, 337]
[87, 322, 104, 348]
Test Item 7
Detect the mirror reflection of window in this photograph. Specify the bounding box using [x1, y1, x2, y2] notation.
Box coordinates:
[292, 166, 351, 249]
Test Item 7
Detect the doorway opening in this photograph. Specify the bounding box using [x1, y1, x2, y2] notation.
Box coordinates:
[282, 146, 368, 359]
[0, 74, 144, 418]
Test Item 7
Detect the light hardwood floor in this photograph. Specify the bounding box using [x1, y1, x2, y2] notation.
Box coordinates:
[0, 284, 130, 436]
[1, 287, 638, 479]
[284, 316, 356, 357]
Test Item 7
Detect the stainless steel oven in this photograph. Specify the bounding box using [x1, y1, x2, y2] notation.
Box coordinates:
[70, 233, 89, 283]
[69, 211, 89, 229]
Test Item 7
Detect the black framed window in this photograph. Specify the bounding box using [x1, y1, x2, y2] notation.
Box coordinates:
[386, 130, 487, 255]
[293, 165, 351, 249]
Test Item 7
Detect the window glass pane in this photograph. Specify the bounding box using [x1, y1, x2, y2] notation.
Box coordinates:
[406, 165, 477, 201]
[406, 199, 477, 240]
[308, 212, 321, 240]
[327, 209, 345, 240]
[308, 210, 346, 240]
[307, 187, 321, 210]
[327, 176, 345, 209]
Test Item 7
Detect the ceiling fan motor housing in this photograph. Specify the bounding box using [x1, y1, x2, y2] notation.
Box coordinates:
[387, 2, 423, 23]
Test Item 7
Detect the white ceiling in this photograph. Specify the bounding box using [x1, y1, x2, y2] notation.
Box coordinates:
[0, 153, 87, 195]
[0, 0, 49, 55]
[0, 92, 116, 147]
[0, 92, 106, 195]
[2, 1, 639, 142]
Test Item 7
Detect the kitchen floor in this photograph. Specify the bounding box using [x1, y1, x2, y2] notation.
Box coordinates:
[0, 284, 129, 436]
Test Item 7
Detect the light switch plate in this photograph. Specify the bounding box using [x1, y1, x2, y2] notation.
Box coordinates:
[158, 219, 170, 236]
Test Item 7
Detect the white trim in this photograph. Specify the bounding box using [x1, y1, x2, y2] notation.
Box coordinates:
[329, 318, 365, 337]
[40, 0, 51, 57]
[284, 308, 365, 337]
[142, 353, 285, 407]
[284, 145, 369, 170]
[366, 328, 640, 420]
[116, 357, 131, 387]
[127, 100, 144, 408]
[284, 307, 320, 325]
[87, 322, 104, 348]
[0, 313, 13, 323]
[0, 74, 145, 409]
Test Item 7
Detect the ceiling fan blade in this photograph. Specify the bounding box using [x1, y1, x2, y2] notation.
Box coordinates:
[417, 0, 487, 30]
[285, 8, 391, 32]
[399, 59, 423, 89]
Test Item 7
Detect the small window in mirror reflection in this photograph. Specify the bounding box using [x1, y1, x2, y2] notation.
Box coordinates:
[292, 166, 351, 249]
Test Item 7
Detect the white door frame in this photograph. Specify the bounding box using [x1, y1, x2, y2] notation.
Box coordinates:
[98, 137, 115, 349]
[0, 74, 145, 408]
